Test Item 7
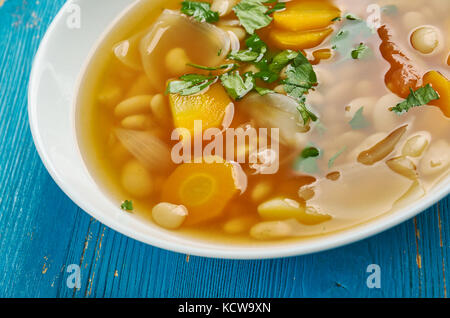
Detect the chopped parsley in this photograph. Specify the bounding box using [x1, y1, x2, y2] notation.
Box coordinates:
[293, 144, 321, 174]
[345, 13, 360, 21]
[282, 52, 319, 124]
[331, 16, 342, 22]
[331, 15, 373, 59]
[351, 43, 371, 59]
[120, 200, 133, 212]
[233, 0, 273, 34]
[301, 147, 320, 158]
[166, 74, 218, 96]
[181, 1, 219, 23]
[220, 71, 255, 100]
[349, 106, 369, 130]
[390, 84, 440, 114]
[228, 34, 267, 63]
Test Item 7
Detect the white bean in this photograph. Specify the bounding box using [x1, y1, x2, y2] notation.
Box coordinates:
[250, 220, 293, 240]
[152, 203, 188, 230]
[165, 48, 190, 76]
[386, 156, 418, 180]
[251, 181, 273, 203]
[223, 216, 255, 234]
[121, 114, 153, 130]
[344, 97, 377, 119]
[150, 94, 170, 125]
[114, 95, 152, 118]
[411, 26, 440, 54]
[402, 133, 429, 157]
[121, 160, 154, 197]
[97, 82, 123, 108]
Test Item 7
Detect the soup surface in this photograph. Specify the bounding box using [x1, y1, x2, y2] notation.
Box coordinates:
[78, 0, 450, 243]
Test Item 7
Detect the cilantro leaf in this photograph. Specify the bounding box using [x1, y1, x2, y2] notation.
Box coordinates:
[166, 74, 218, 96]
[283, 52, 317, 93]
[228, 34, 267, 62]
[297, 100, 318, 125]
[351, 43, 371, 59]
[254, 86, 274, 95]
[390, 84, 440, 114]
[301, 147, 320, 158]
[220, 71, 255, 100]
[269, 50, 299, 74]
[120, 200, 133, 212]
[181, 1, 219, 23]
[349, 106, 369, 130]
[331, 17, 373, 59]
[233, 0, 273, 34]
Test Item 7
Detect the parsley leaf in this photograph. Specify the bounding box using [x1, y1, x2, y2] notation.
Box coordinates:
[390, 84, 440, 114]
[349, 106, 369, 129]
[331, 16, 373, 59]
[220, 71, 255, 100]
[120, 200, 133, 212]
[283, 52, 317, 94]
[297, 99, 318, 124]
[281, 52, 318, 124]
[269, 50, 299, 74]
[351, 43, 370, 59]
[233, 0, 273, 34]
[166, 74, 218, 96]
[301, 147, 320, 158]
[181, 1, 219, 23]
[255, 86, 274, 95]
[228, 34, 267, 62]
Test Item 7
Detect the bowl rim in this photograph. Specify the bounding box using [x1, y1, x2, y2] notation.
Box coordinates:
[28, 0, 450, 259]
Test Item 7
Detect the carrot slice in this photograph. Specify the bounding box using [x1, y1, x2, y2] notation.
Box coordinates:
[273, 1, 341, 32]
[423, 71, 450, 117]
[168, 83, 232, 136]
[270, 27, 333, 50]
[161, 161, 240, 225]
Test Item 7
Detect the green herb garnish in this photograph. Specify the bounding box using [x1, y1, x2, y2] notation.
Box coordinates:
[166, 74, 217, 96]
[228, 34, 268, 62]
[331, 16, 342, 22]
[181, 1, 219, 23]
[351, 43, 371, 59]
[121, 200, 133, 212]
[349, 106, 369, 130]
[233, 0, 273, 34]
[301, 147, 320, 158]
[390, 84, 440, 114]
[220, 71, 255, 100]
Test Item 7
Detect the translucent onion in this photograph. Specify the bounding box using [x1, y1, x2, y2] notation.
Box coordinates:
[140, 10, 230, 91]
[239, 93, 309, 148]
[115, 128, 172, 172]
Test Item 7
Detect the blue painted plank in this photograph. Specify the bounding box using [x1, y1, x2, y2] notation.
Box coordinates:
[0, 0, 448, 298]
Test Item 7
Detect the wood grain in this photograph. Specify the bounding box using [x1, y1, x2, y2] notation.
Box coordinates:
[0, 0, 448, 298]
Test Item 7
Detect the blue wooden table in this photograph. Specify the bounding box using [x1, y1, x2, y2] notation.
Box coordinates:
[0, 0, 448, 298]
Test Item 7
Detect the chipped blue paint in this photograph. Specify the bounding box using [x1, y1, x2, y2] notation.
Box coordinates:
[0, 0, 448, 298]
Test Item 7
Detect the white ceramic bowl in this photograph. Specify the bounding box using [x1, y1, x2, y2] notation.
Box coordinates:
[28, 0, 450, 259]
